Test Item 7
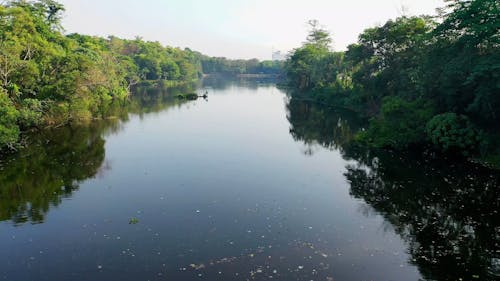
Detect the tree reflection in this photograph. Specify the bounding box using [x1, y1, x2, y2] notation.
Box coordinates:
[286, 97, 500, 281]
[286, 97, 363, 154]
[129, 82, 197, 116]
[201, 77, 279, 91]
[0, 124, 108, 225]
[0, 84, 194, 226]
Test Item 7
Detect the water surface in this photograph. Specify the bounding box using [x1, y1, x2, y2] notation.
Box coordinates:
[0, 80, 498, 281]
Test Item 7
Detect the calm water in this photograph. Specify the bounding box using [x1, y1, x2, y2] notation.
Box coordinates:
[0, 80, 499, 281]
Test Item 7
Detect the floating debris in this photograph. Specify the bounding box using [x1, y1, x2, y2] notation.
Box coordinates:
[189, 263, 206, 270]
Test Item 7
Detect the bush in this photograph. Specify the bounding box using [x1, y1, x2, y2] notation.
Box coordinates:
[357, 97, 435, 148]
[426, 113, 480, 156]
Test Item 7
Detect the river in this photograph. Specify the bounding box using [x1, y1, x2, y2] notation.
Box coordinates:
[0, 79, 498, 281]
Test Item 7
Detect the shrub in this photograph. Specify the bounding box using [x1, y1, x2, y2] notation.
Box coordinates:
[426, 113, 480, 156]
[358, 97, 435, 148]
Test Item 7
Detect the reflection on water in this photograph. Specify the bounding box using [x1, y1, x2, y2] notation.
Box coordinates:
[286, 97, 363, 154]
[0, 79, 498, 281]
[128, 82, 199, 116]
[0, 124, 107, 225]
[0, 84, 194, 226]
[201, 77, 278, 91]
[346, 154, 500, 281]
[286, 97, 500, 280]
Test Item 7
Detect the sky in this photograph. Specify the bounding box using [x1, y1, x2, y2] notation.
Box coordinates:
[58, 0, 445, 60]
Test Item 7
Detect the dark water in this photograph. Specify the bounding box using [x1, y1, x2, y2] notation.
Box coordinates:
[0, 80, 499, 281]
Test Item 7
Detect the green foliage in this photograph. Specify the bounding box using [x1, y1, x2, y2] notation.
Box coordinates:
[305, 20, 332, 49]
[343, 16, 435, 106]
[0, 90, 20, 148]
[0, 0, 279, 151]
[18, 98, 43, 128]
[426, 113, 480, 155]
[200, 57, 283, 76]
[285, 22, 334, 91]
[176, 93, 199, 100]
[284, 1, 499, 159]
[358, 97, 435, 148]
[426, 0, 499, 123]
[0, 0, 226, 150]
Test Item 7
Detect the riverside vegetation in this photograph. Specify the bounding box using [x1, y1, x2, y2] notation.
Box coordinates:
[1, 0, 498, 166]
[1, 80, 498, 281]
[284, 0, 499, 166]
[0, 0, 282, 151]
[0, 1, 499, 280]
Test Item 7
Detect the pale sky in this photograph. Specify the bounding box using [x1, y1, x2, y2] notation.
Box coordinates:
[58, 0, 445, 60]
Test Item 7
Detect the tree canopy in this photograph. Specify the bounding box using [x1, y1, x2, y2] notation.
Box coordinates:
[284, 0, 499, 164]
[0, 0, 282, 151]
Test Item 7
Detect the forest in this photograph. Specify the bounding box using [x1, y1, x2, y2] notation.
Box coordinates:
[285, 0, 499, 165]
[0, 0, 281, 151]
[201, 56, 283, 77]
[2, 0, 498, 166]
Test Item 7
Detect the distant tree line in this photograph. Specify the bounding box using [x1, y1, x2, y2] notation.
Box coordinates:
[200, 56, 284, 76]
[0, 0, 282, 151]
[285, 0, 499, 165]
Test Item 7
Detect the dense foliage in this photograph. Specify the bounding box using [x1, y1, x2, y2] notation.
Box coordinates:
[285, 0, 499, 163]
[201, 56, 284, 77]
[0, 0, 281, 151]
[426, 112, 481, 155]
[0, 0, 200, 150]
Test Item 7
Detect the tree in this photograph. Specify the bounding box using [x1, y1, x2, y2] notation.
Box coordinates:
[32, 0, 65, 30]
[284, 1, 498, 160]
[285, 20, 333, 90]
[427, 0, 500, 122]
[305, 19, 332, 49]
[0, 0, 215, 151]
